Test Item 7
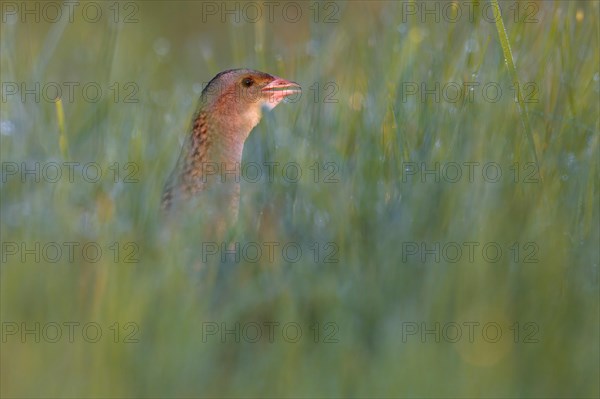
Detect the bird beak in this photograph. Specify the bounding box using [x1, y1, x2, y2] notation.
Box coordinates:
[262, 77, 302, 104]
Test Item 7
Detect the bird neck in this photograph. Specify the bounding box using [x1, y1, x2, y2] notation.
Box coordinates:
[203, 104, 261, 166]
[207, 119, 245, 167]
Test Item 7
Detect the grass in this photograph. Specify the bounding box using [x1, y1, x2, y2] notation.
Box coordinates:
[1, 1, 598, 398]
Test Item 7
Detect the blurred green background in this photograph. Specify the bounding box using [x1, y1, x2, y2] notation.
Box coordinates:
[1, 1, 598, 397]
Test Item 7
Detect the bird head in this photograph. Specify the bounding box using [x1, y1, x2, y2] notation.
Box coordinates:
[200, 69, 301, 138]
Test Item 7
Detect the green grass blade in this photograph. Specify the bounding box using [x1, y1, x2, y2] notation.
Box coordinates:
[490, 0, 541, 173]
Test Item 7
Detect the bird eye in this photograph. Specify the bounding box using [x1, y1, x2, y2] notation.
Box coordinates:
[242, 77, 254, 87]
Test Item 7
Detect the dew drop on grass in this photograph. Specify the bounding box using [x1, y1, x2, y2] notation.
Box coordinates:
[200, 41, 213, 60]
[305, 40, 320, 56]
[0, 120, 15, 136]
[566, 153, 576, 167]
[153, 37, 171, 57]
[464, 38, 479, 53]
[396, 24, 407, 35]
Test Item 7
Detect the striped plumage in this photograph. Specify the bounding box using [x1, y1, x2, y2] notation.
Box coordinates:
[161, 69, 300, 231]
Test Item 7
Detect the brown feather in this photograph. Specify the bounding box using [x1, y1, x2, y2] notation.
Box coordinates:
[160, 69, 300, 237]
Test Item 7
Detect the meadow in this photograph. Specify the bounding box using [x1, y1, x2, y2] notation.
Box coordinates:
[1, 1, 598, 397]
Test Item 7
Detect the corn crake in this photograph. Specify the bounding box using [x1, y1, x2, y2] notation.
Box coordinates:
[161, 69, 301, 237]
